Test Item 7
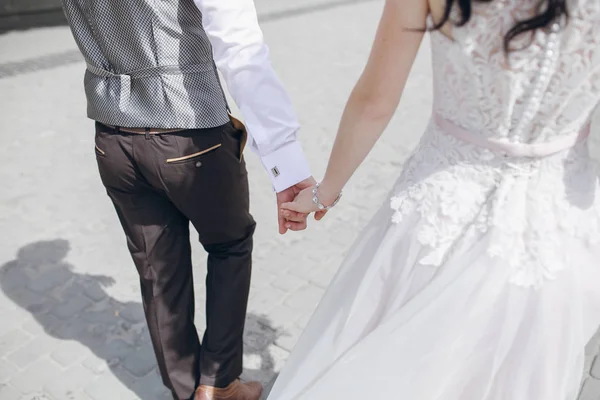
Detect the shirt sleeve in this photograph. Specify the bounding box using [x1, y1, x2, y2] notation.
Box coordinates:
[192, 0, 312, 192]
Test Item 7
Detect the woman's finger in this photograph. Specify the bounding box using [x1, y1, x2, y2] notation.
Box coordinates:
[281, 201, 305, 213]
[315, 210, 328, 221]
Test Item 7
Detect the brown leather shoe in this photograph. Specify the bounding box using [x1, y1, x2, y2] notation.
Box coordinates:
[194, 379, 263, 400]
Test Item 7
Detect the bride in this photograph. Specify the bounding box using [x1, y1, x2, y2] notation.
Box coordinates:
[270, 0, 600, 399]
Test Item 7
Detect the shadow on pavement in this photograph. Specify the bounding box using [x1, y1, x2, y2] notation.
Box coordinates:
[0, 239, 281, 399]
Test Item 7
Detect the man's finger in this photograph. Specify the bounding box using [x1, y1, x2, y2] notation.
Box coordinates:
[278, 215, 288, 234]
[278, 204, 288, 235]
[279, 218, 288, 234]
[285, 220, 308, 231]
[281, 209, 307, 222]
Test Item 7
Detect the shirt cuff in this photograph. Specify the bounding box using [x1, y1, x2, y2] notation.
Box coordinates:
[260, 140, 312, 193]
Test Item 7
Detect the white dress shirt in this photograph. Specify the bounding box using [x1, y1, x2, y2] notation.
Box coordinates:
[193, 0, 312, 193]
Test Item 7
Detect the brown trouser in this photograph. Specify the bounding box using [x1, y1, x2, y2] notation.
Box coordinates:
[94, 121, 255, 400]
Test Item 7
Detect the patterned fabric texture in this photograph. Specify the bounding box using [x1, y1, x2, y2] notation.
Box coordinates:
[61, 0, 230, 129]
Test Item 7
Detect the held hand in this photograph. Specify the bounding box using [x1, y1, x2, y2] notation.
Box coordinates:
[281, 182, 336, 220]
[281, 187, 319, 215]
[276, 177, 316, 234]
[276, 177, 329, 234]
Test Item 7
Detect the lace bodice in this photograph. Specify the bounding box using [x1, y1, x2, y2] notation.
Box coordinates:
[432, 0, 600, 143]
[389, 0, 600, 288]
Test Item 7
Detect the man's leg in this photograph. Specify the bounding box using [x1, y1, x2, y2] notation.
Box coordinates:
[155, 123, 256, 389]
[199, 223, 255, 387]
[95, 125, 201, 399]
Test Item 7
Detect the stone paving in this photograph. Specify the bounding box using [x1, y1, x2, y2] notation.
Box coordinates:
[1, 0, 600, 399]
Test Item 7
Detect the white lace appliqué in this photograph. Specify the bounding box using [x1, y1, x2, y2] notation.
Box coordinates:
[390, 130, 600, 288]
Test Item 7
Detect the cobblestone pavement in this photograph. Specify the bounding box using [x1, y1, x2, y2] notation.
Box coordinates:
[1, 1, 600, 399]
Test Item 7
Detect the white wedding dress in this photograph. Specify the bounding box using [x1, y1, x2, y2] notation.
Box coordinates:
[267, 1, 600, 400]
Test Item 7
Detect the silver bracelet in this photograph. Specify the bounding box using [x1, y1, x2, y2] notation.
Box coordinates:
[312, 183, 342, 210]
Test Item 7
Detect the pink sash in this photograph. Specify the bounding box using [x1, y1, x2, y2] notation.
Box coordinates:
[434, 114, 590, 158]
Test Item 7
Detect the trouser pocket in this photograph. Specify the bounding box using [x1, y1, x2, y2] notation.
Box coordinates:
[165, 143, 222, 164]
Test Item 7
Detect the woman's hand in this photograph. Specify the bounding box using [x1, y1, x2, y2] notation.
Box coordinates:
[281, 186, 319, 215]
[281, 183, 338, 222]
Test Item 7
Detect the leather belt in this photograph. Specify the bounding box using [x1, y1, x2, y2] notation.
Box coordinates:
[103, 125, 184, 135]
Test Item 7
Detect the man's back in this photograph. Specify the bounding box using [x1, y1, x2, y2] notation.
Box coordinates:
[62, 0, 229, 129]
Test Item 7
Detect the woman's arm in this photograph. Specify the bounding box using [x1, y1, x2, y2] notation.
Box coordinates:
[282, 0, 429, 214]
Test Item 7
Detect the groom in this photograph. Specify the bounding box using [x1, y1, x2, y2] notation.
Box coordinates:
[61, 0, 313, 399]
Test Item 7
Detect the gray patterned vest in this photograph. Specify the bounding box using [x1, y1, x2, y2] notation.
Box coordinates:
[61, 0, 230, 129]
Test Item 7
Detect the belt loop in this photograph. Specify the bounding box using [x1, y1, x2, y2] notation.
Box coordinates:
[114, 126, 120, 134]
[145, 127, 150, 140]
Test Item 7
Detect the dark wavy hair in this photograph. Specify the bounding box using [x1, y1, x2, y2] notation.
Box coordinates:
[432, 0, 569, 51]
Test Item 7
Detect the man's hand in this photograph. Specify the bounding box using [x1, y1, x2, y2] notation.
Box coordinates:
[277, 177, 327, 234]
